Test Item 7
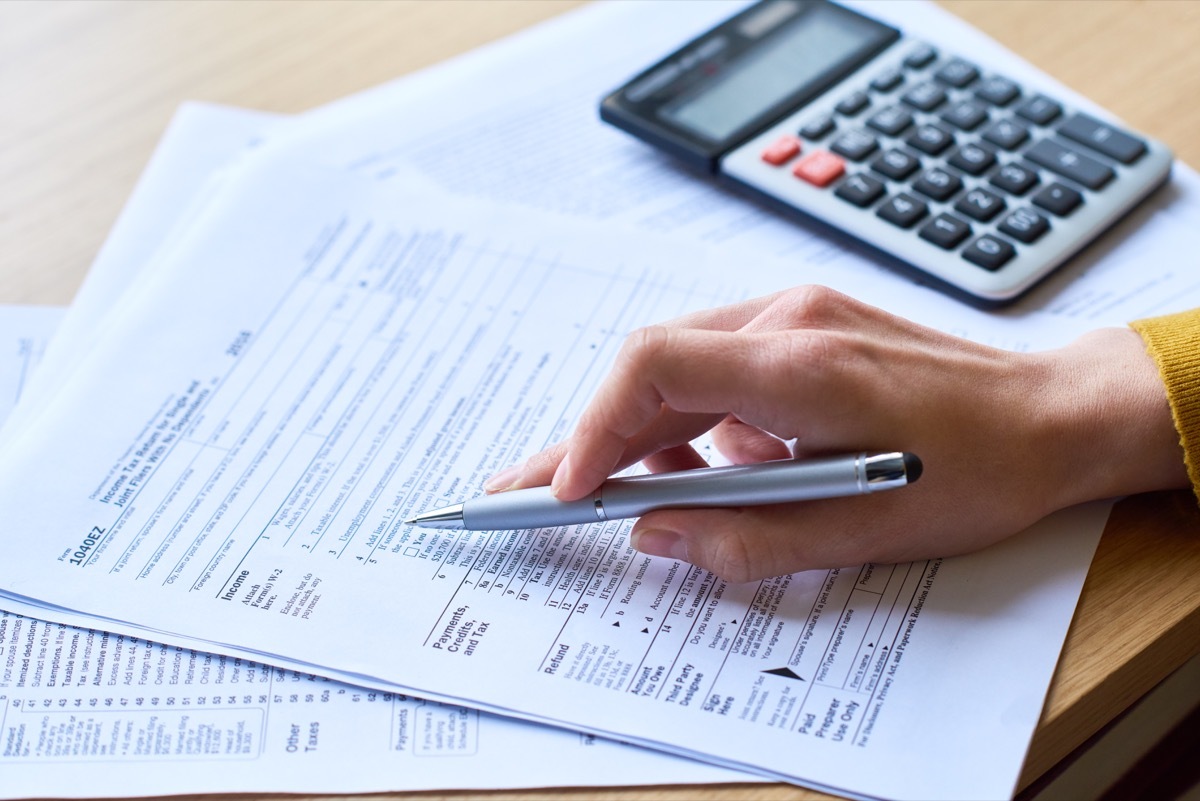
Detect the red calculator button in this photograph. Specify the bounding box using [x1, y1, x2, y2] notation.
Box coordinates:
[761, 135, 802, 166]
[792, 150, 845, 187]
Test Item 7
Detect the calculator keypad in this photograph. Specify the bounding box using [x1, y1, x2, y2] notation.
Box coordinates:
[725, 39, 1171, 304]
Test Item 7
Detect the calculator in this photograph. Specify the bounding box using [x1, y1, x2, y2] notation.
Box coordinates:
[599, 0, 1173, 306]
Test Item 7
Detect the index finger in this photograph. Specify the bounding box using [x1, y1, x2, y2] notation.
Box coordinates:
[550, 325, 805, 499]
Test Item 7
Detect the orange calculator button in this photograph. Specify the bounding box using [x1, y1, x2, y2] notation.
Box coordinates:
[792, 150, 845, 187]
[761, 135, 802, 166]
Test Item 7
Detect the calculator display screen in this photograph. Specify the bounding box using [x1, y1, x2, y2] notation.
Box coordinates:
[661, 3, 893, 142]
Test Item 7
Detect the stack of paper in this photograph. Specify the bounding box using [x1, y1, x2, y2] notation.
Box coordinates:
[2, 2, 1198, 800]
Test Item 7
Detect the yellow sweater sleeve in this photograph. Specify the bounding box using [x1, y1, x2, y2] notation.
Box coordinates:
[1130, 307, 1200, 503]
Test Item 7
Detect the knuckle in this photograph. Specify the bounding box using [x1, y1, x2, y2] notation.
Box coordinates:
[619, 324, 671, 367]
[778, 284, 853, 328]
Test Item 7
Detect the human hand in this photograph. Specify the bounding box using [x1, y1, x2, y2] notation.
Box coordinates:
[485, 286, 1186, 582]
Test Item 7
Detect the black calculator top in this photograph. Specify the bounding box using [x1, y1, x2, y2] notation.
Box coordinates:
[600, 0, 1173, 306]
[600, 0, 900, 173]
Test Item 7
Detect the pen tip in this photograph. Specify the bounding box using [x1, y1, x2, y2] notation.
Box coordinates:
[403, 518, 417, 525]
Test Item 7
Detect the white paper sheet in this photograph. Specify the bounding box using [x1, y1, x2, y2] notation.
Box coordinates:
[0, 157, 1103, 801]
[0, 105, 765, 798]
[1, 610, 779, 799]
[264, 0, 1200, 327]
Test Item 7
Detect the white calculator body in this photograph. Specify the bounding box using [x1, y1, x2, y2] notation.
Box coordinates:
[600, 0, 1172, 306]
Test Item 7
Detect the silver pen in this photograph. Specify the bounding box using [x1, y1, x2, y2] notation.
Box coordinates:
[405, 451, 921, 531]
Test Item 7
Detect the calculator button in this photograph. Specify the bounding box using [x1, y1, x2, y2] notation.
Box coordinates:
[940, 100, 989, 131]
[1031, 182, 1084, 216]
[829, 130, 879, 161]
[989, 163, 1040, 195]
[901, 81, 947, 112]
[792, 150, 845, 187]
[835, 174, 887, 207]
[997, 208, 1050, 243]
[947, 143, 997, 176]
[912, 167, 963, 202]
[903, 44, 937, 69]
[800, 115, 836, 141]
[1014, 94, 1063, 126]
[870, 68, 904, 93]
[953, 187, 1006, 221]
[761, 135, 802, 166]
[974, 76, 1020, 107]
[835, 91, 871, 117]
[918, 213, 972, 249]
[1057, 112, 1147, 164]
[875, 193, 929, 228]
[933, 58, 979, 88]
[981, 119, 1030, 151]
[870, 149, 921, 181]
[866, 106, 914, 137]
[960, 236, 1017, 270]
[1024, 139, 1114, 190]
[906, 123, 955, 156]
[963, 235, 1016, 271]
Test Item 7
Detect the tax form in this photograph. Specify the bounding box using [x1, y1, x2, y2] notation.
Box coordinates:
[0, 155, 1106, 801]
[0, 105, 760, 797]
[1, 609, 768, 799]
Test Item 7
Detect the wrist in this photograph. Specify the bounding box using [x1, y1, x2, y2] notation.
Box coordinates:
[1034, 327, 1188, 508]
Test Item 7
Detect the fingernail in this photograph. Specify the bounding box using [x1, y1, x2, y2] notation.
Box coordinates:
[630, 529, 688, 562]
[550, 453, 571, 497]
[483, 464, 522, 493]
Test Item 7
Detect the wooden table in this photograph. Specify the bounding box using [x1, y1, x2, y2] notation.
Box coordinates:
[2, 2, 1199, 799]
